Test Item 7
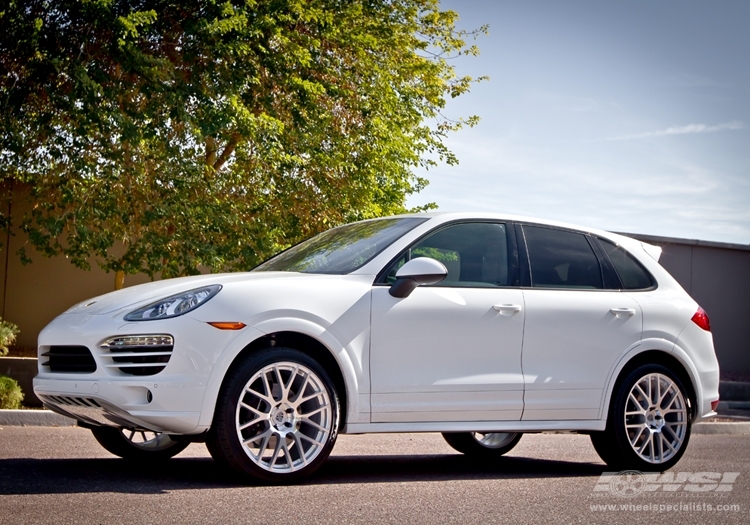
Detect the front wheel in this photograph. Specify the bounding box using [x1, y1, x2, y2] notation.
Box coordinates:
[442, 432, 522, 458]
[207, 348, 340, 483]
[90, 427, 189, 460]
[591, 364, 691, 471]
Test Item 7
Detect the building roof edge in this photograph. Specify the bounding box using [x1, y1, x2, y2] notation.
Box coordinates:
[614, 232, 750, 252]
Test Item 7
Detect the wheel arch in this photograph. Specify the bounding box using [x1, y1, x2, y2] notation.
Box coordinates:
[198, 323, 357, 431]
[227, 331, 349, 426]
[601, 344, 699, 422]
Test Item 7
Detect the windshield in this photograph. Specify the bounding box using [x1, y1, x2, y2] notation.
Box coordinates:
[254, 217, 427, 274]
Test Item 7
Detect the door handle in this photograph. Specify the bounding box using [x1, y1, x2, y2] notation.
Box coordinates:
[610, 308, 636, 318]
[493, 304, 522, 315]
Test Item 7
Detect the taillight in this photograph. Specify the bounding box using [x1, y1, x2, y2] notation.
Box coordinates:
[691, 307, 711, 332]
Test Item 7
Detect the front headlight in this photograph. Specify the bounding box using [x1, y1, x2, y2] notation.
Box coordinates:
[124, 285, 222, 321]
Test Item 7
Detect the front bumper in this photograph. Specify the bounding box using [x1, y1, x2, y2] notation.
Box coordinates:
[35, 377, 204, 433]
[33, 310, 244, 434]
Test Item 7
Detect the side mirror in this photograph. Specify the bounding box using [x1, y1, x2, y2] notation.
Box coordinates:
[389, 257, 448, 298]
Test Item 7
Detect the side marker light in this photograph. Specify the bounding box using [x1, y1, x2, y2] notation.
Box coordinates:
[207, 322, 247, 330]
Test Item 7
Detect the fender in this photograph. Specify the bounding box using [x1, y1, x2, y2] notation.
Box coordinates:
[598, 337, 673, 420]
[669, 340, 705, 417]
[196, 318, 362, 428]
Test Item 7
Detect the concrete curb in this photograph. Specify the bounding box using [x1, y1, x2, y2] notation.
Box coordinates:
[1, 409, 750, 434]
[0, 409, 75, 427]
[692, 422, 750, 435]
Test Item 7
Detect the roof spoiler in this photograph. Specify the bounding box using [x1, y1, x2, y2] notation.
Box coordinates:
[641, 242, 662, 261]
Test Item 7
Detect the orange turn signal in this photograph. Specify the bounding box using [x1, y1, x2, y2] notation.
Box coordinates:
[207, 322, 247, 330]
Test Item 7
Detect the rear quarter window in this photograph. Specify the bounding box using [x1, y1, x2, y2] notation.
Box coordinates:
[599, 238, 655, 290]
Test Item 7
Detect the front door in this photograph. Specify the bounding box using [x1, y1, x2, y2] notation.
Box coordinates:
[369, 222, 525, 423]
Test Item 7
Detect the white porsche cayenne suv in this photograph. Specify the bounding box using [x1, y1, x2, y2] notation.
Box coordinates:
[34, 213, 720, 482]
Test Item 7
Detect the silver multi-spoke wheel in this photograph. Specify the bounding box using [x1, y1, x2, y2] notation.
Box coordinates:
[472, 432, 517, 449]
[120, 429, 177, 452]
[236, 361, 333, 473]
[208, 348, 339, 482]
[591, 364, 692, 471]
[90, 426, 188, 460]
[442, 431, 522, 457]
[624, 372, 688, 464]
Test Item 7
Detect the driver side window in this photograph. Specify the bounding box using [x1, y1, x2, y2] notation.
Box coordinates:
[381, 222, 510, 287]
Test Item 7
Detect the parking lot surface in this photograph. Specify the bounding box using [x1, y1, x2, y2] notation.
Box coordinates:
[0, 426, 747, 524]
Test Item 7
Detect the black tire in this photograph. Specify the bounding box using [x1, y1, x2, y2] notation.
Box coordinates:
[90, 426, 189, 460]
[591, 364, 692, 471]
[207, 347, 340, 483]
[442, 431, 522, 458]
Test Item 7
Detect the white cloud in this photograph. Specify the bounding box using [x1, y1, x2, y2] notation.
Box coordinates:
[606, 121, 744, 141]
[407, 130, 750, 244]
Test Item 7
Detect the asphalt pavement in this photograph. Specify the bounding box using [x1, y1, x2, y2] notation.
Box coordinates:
[3, 407, 750, 433]
[0, 426, 747, 524]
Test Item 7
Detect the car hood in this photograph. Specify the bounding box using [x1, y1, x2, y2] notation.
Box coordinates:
[62, 272, 335, 316]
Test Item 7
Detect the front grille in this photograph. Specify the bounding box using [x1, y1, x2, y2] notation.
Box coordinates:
[99, 335, 174, 376]
[41, 346, 97, 373]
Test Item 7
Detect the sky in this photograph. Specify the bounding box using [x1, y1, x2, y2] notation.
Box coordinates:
[406, 0, 750, 245]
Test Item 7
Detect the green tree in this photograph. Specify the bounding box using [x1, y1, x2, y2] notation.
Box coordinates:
[0, 0, 486, 288]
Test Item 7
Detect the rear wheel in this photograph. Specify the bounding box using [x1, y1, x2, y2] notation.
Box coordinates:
[207, 348, 340, 483]
[90, 427, 189, 460]
[591, 364, 691, 471]
[442, 431, 522, 458]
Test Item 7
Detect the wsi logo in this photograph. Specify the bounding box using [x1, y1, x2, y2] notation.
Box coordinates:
[593, 471, 741, 497]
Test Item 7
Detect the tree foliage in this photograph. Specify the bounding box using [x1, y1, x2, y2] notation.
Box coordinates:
[0, 0, 486, 286]
[0, 316, 19, 356]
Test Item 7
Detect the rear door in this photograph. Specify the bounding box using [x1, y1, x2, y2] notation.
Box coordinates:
[519, 225, 643, 420]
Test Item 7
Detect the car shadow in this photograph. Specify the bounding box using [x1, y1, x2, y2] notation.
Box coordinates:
[0, 454, 607, 495]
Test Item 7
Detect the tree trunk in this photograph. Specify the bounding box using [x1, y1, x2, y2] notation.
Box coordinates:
[114, 270, 125, 290]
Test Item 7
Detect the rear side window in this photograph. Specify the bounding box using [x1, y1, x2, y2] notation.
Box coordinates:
[599, 239, 655, 290]
[523, 226, 603, 289]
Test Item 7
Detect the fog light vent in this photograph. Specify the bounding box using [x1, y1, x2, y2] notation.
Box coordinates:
[100, 335, 174, 376]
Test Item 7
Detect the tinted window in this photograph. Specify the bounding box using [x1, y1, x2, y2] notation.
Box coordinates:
[523, 226, 603, 289]
[599, 238, 655, 290]
[254, 218, 426, 274]
[381, 222, 510, 287]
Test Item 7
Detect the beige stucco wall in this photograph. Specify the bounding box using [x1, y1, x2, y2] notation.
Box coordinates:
[1, 184, 154, 350]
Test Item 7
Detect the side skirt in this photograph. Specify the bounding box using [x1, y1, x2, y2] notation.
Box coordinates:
[342, 419, 607, 435]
